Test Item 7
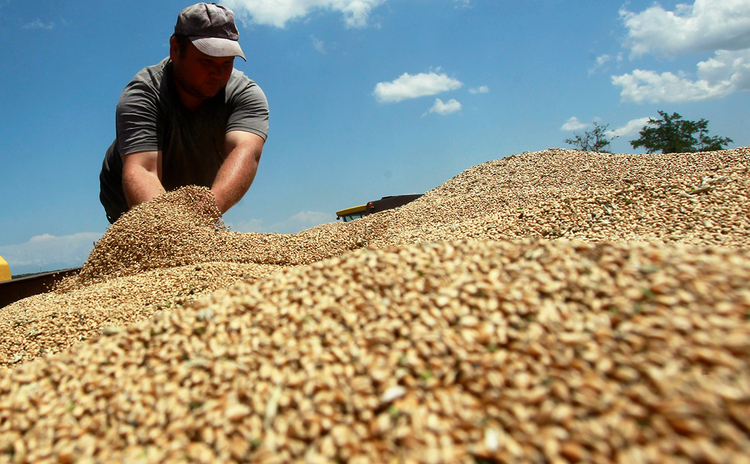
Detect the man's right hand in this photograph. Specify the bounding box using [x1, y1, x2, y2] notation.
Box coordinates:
[122, 150, 166, 209]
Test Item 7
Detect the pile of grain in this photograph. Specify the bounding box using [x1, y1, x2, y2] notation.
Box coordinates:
[0, 262, 283, 367]
[2, 239, 750, 463]
[0, 147, 749, 463]
[62, 187, 374, 290]
[62, 147, 750, 287]
[367, 148, 750, 248]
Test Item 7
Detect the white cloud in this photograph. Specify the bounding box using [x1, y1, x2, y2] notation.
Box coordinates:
[612, 49, 750, 103]
[0, 232, 102, 275]
[311, 36, 326, 53]
[424, 98, 461, 116]
[697, 49, 750, 89]
[560, 116, 589, 131]
[373, 71, 463, 103]
[229, 211, 333, 234]
[620, 0, 750, 58]
[227, 218, 264, 233]
[224, 0, 385, 28]
[341, 0, 384, 27]
[272, 211, 332, 233]
[605, 117, 653, 139]
[612, 70, 721, 103]
[469, 85, 489, 94]
[588, 54, 611, 75]
[23, 18, 54, 30]
[614, 1, 750, 103]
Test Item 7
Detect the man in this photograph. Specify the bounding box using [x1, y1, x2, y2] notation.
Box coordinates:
[99, 3, 269, 223]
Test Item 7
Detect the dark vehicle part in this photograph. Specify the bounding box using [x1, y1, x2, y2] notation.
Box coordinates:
[336, 194, 422, 222]
[0, 267, 81, 309]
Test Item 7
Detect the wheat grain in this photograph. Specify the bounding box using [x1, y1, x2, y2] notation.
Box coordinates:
[1, 147, 749, 463]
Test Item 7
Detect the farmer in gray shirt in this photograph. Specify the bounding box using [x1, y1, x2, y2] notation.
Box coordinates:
[99, 3, 269, 223]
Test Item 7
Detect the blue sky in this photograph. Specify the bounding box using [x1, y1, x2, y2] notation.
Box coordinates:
[1, 0, 748, 275]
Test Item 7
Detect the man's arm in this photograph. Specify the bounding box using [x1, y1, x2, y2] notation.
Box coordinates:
[211, 130, 265, 214]
[122, 150, 166, 209]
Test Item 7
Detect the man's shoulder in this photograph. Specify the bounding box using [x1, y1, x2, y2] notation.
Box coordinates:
[226, 68, 254, 91]
[118, 58, 172, 108]
[225, 69, 266, 105]
[130, 57, 171, 86]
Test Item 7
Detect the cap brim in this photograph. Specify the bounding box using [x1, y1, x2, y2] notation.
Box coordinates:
[191, 37, 246, 61]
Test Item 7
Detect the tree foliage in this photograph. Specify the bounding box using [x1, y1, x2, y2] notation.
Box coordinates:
[564, 122, 617, 153]
[630, 111, 733, 154]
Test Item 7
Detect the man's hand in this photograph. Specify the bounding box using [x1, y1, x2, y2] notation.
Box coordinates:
[121, 131, 264, 215]
[122, 150, 165, 209]
[210, 131, 265, 214]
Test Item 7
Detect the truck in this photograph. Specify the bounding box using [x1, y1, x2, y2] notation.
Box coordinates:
[336, 194, 422, 222]
[0, 266, 81, 309]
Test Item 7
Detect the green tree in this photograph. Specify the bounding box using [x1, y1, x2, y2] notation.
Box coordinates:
[564, 122, 617, 153]
[630, 111, 733, 154]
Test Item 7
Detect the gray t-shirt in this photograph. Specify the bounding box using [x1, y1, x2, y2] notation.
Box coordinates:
[99, 57, 269, 222]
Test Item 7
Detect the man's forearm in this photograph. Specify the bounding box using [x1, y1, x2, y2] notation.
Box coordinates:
[211, 132, 265, 214]
[121, 151, 165, 209]
[122, 165, 166, 209]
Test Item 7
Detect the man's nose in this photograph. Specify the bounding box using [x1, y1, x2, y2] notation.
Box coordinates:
[209, 63, 225, 79]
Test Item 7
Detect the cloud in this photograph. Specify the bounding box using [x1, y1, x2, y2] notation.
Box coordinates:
[224, 0, 385, 28]
[373, 71, 463, 103]
[0, 232, 102, 275]
[469, 85, 489, 94]
[613, 1, 750, 103]
[227, 218, 264, 233]
[270, 211, 332, 233]
[23, 18, 54, 30]
[612, 49, 750, 103]
[698, 48, 750, 88]
[280, 211, 333, 232]
[588, 54, 611, 75]
[311, 36, 326, 53]
[620, 0, 750, 58]
[560, 117, 589, 131]
[228, 211, 333, 234]
[424, 98, 461, 116]
[605, 117, 653, 139]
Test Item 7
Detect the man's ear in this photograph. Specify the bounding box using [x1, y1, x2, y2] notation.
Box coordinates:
[169, 36, 179, 62]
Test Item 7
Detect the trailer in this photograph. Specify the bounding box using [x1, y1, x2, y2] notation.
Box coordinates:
[0, 267, 81, 309]
[336, 194, 422, 222]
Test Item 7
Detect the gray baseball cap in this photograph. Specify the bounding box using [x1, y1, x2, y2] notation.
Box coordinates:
[174, 3, 246, 61]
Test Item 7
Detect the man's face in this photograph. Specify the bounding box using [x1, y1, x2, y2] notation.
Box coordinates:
[170, 39, 235, 103]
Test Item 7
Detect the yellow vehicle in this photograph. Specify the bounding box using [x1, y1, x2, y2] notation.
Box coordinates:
[335, 204, 368, 222]
[0, 256, 10, 282]
[336, 194, 422, 222]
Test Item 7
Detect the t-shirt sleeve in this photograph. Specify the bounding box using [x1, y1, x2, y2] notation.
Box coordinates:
[226, 79, 269, 141]
[115, 79, 161, 156]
